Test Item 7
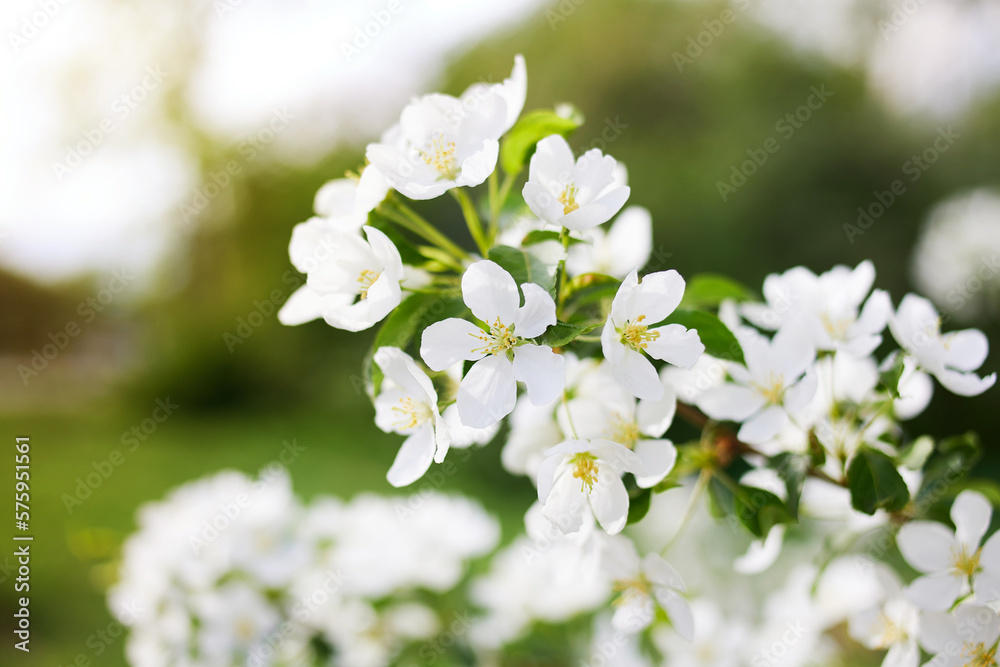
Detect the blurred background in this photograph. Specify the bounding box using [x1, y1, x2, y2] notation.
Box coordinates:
[2, 0, 1000, 663]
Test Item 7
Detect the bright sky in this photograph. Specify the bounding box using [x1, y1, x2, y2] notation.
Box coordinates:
[1, 0, 998, 287]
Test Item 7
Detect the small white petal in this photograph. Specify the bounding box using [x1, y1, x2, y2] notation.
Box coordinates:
[656, 590, 694, 642]
[386, 426, 436, 487]
[420, 318, 486, 371]
[896, 521, 957, 573]
[943, 329, 990, 372]
[512, 344, 566, 405]
[698, 384, 766, 421]
[737, 405, 787, 444]
[632, 439, 677, 488]
[514, 283, 557, 338]
[645, 324, 704, 369]
[905, 574, 964, 611]
[625, 270, 686, 324]
[457, 355, 517, 429]
[611, 347, 664, 401]
[951, 490, 992, 550]
[589, 466, 630, 534]
[636, 382, 676, 438]
[462, 260, 519, 326]
[934, 368, 997, 396]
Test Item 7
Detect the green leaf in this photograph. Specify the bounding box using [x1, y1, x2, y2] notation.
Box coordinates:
[487, 245, 557, 296]
[366, 210, 426, 267]
[680, 274, 756, 309]
[770, 453, 809, 519]
[847, 446, 910, 515]
[500, 107, 585, 175]
[659, 309, 745, 365]
[626, 487, 652, 525]
[899, 435, 934, 470]
[561, 273, 620, 311]
[734, 486, 794, 539]
[363, 291, 466, 398]
[878, 353, 907, 399]
[532, 321, 599, 348]
[917, 432, 981, 507]
[706, 476, 734, 519]
[521, 230, 584, 247]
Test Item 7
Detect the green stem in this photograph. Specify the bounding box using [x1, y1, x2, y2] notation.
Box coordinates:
[562, 390, 579, 439]
[661, 467, 712, 555]
[555, 228, 571, 318]
[452, 189, 489, 256]
[488, 170, 520, 246]
[382, 202, 469, 262]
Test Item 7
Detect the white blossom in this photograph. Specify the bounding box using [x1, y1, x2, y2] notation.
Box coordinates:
[566, 206, 653, 278]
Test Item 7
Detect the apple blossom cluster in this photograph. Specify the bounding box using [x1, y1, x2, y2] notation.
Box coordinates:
[265, 55, 999, 664]
[108, 469, 499, 667]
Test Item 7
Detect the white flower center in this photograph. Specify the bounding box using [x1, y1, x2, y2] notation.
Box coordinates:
[357, 269, 380, 300]
[620, 316, 660, 352]
[751, 372, 786, 404]
[391, 397, 433, 431]
[960, 641, 997, 667]
[558, 184, 580, 215]
[470, 319, 518, 357]
[570, 452, 599, 492]
[951, 544, 982, 577]
[418, 133, 458, 180]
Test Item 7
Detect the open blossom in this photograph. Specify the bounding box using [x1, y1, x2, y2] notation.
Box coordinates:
[918, 604, 999, 667]
[420, 260, 564, 429]
[366, 55, 526, 200]
[536, 438, 644, 535]
[896, 490, 999, 611]
[697, 323, 817, 445]
[741, 260, 893, 357]
[847, 567, 921, 667]
[888, 294, 996, 397]
[312, 165, 390, 231]
[565, 206, 653, 279]
[278, 225, 404, 331]
[559, 361, 678, 488]
[601, 269, 705, 401]
[601, 536, 693, 639]
[522, 134, 631, 231]
[373, 347, 450, 488]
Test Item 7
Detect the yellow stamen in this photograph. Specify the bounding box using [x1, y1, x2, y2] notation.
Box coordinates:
[960, 642, 997, 667]
[418, 133, 458, 180]
[872, 612, 907, 648]
[391, 397, 431, 431]
[608, 412, 640, 448]
[571, 452, 599, 492]
[469, 318, 518, 357]
[611, 577, 650, 607]
[821, 313, 853, 341]
[620, 315, 660, 352]
[751, 372, 786, 404]
[558, 184, 580, 215]
[951, 544, 982, 577]
[357, 269, 379, 300]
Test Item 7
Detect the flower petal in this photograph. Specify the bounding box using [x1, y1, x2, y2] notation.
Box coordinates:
[934, 368, 997, 397]
[951, 490, 992, 550]
[611, 347, 664, 401]
[455, 139, 499, 189]
[626, 270, 686, 324]
[512, 344, 565, 406]
[636, 381, 676, 438]
[386, 425, 436, 487]
[943, 329, 989, 372]
[457, 355, 517, 429]
[462, 260, 519, 326]
[611, 592, 654, 634]
[896, 521, 957, 574]
[420, 318, 486, 371]
[374, 346, 437, 403]
[737, 405, 787, 445]
[905, 574, 964, 612]
[632, 439, 677, 488]
[278, 285, 349, 326]
[697, 384, 766, 421]
[645, 324, 704, 369]
[514, 283, 557, 338]
[589, 466, 630, 534]
[642, 553, 686, 591]
[656, 590, 695, 642]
